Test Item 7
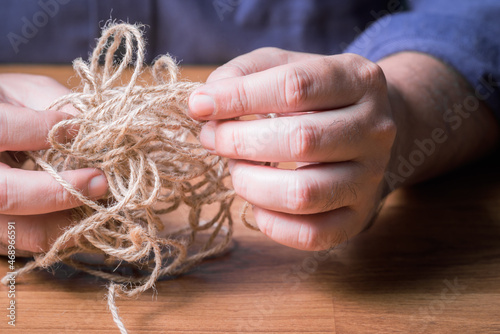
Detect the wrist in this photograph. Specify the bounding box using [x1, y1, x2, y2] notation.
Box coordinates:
[378, 51, 499, 194]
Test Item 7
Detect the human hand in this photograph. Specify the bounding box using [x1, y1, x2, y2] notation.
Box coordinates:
[188, 48, 396, 251]
[0, 74, 108, 256]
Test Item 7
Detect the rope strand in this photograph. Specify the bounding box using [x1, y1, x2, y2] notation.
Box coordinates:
[2, 22, 242, 333]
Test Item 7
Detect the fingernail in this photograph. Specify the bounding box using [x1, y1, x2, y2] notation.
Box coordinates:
[190, 94, 215, 117]
[200, 122, 215, 153]
[88, 174, 108, 198]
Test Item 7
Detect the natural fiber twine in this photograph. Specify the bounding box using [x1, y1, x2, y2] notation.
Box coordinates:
[1, 23, 257, 333]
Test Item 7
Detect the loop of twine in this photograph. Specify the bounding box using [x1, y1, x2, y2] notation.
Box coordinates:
[1, 23, 248, 332]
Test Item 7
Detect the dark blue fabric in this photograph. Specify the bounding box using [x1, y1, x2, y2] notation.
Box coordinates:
[0, 0, 386, 63]
[152, 0, 384, 63]
[346, 0, 500, 122]
[0, 0, 499, 118]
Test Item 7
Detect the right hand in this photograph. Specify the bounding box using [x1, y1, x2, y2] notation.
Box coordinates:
[0, 74, 108, 256]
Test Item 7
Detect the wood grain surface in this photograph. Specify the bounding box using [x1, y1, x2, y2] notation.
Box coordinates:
[0, 65, 499, 334]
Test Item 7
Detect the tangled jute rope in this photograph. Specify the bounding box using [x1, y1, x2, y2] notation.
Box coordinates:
[1, 23, 258, 333]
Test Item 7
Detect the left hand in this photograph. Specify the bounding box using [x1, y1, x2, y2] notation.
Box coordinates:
[188, 48, 396, 251]
[0, 74, 108, 256]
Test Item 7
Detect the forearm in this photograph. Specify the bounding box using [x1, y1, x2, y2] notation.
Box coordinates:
[378, 52, 499, 191]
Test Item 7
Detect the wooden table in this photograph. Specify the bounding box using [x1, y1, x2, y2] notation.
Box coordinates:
[1, 65, 499, 334]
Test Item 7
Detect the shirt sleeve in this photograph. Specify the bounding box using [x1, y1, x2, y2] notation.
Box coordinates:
[345, 0, 500, 121]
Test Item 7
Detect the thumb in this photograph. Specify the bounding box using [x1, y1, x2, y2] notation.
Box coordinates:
[188, 53, 375, 121]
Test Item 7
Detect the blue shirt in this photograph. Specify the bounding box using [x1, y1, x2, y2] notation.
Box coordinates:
[1, 0, 499, 118]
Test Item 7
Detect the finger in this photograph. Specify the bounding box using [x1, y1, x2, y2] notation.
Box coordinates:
[207, 47, 321, 83]
[229, 160, 360, 215]
[200, 108, 371, 162]
[189, 53, 383, 120]
[0, 103, 75, 151]
[0, 210, 74, 254]
[254, 206, 360, 251]
[0, 74, 70, 110]
[0, 168, 108, 215]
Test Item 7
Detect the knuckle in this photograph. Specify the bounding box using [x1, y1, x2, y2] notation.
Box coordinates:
[296, 224, 320, 251]
[0, 175, 15, 213]
[344, 53, 387, 94]
[223, 125, 251, 158]
[218, 62, 248, 78]
[281, 66, 311, 110]
[286, 177, 315, 213]
[286, 121, 317, 160]
[359, 61, 387, 92]
[379, 118, 397, 144]
[52, 183, 74, 209]
[368, 116, 397, 155]
[229, 81, 250, 115]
